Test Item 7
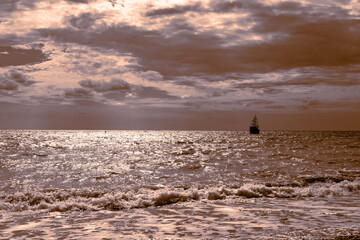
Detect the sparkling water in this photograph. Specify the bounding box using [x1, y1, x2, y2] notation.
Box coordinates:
[0, 130, 359, 239]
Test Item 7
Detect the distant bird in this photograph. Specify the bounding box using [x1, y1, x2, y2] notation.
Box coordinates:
[107, 0, 124, 7]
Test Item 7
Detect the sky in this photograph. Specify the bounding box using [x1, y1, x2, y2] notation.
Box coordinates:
[0, 0, 359, 130]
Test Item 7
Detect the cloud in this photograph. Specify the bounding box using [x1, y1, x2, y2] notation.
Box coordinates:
[138, 71, 164, 82]
[66, 0, 90, 3]
[66, 12, 104, 29]
[64, 87, 93, 98]
[223, 2, 360, 73]
[37, 25, 231, 77]
[239, 99, 274, 107]
[78, 78, 177, 101]
[63, 79, 132, 105]
[265, 105, 286, 109]
[210, 1, 244, 12]
[79, 78, 130, 92]
[0, 0, 359, 130]
[37, 0, 360, 81]
[0, 46, 48, 67]
[145, 1, 244, 17]
[297, 98, 360, 110]
[0, 35, 26, 46]
[234, 66, 360, 90]
[0, 0, 20, 13]
[0, 0, 46, 16]
[146, 3, 204, 17]
[134, 86, 178, 99]
[262, 88, 283, 94]
[0, 70, 36, 91]
[0, 79, 18, 91]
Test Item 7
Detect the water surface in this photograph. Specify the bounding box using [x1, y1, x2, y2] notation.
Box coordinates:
[0, 130, 359, 239]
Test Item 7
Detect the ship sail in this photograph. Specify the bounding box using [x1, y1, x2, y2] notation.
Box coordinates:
[249, 115, 260, 134]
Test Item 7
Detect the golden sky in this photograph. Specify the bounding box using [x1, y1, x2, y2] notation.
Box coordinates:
[0, 0, 359, 130]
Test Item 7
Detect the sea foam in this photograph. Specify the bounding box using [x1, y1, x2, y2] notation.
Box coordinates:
[1, 179, 359, 212]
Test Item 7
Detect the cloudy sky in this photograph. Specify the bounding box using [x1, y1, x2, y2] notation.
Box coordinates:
[0, 0, 359, 130]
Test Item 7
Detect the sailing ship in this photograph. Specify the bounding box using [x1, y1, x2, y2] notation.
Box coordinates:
[249, 115, 260, 134]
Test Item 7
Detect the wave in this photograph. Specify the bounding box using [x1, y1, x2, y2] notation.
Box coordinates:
[1, 179, 359, 212]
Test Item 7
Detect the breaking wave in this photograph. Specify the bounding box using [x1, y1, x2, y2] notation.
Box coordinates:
[1, 179, 359, 212]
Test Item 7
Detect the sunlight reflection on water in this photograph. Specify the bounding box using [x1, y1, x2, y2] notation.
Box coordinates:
[0, 130, 359, 239]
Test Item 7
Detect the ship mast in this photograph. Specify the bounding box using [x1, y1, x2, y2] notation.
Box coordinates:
[251, 115, 259, 128]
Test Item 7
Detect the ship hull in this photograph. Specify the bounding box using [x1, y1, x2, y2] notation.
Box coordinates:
[250, 126, 260, 134]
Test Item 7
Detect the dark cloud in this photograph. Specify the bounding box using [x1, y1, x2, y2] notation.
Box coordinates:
[0, 46, 48, 67]
[262, 88, 283, 94]
[183, 96, 273, 109]
[288, 68, 360, 87]
[38, 0, 360, 80]
[64, 88, 93, 98]
[235, 66, 360, 89]
[206, 90, 226, 98]
[66, 0, 90, 3]
[0, 0, 93, 17]
[66, 12, 104, 29]
[161, 18, 196, 35]
[235, 17, 359, 73]
[1, 0, 359, 130]
[0, 79, 18, 91]
[18, 0, 39, 9]
[250, 2, 351, 34]
[78, 78, 177, 100]
[8, 71, 36, 86]
[174, 79, 197, 86]
[134, 86, 178, 99]
[101, 91, 129, 101]
[146, 3, 203, 17]
[79, 78, 130, 92]
[138, 71, 163, 82]
[0, 0, 45, 16]
[210, 1, 243, 12]
[78, 78, 131, 102]
[37, 25, 231, 77]
[48, 87, 102, 107]
[0, 35, 28, 46]
[0, 70, 36, 91]
[0, 0, 21, 14]
[29, 42, 45, 50]
[145, 0, 244, 17]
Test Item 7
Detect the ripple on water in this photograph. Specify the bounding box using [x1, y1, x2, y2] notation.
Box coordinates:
[0, 130, 359, 239]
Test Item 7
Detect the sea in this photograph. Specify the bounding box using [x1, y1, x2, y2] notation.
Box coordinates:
[0, 130, 359, 239]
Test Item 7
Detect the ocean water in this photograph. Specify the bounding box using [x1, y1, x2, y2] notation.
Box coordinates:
[0, 130, 359, 239]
